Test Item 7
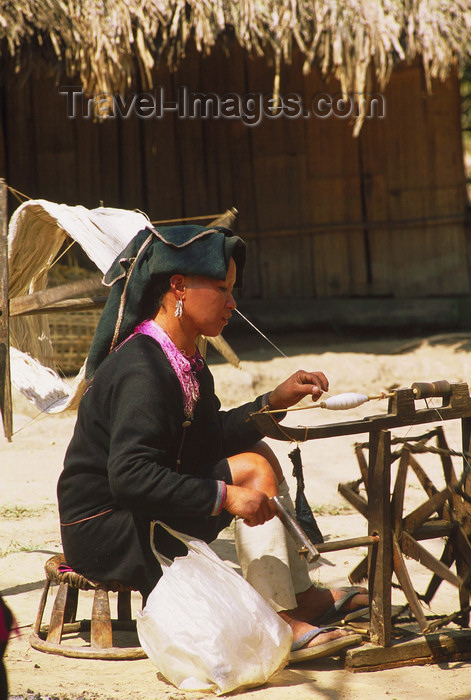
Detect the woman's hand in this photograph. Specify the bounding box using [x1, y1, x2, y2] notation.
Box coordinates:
[268, 370, 329, 410]
[223, 485, 276, 526]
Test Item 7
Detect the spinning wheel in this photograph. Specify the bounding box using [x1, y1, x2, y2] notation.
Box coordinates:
[339, 425, 471, 633]
[250, 379, 471, 652]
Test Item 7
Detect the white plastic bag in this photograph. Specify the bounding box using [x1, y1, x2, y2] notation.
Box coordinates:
[136, 521, 292, 695]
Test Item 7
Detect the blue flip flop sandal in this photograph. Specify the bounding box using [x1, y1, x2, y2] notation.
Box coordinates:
[314, 586, 369, 626]
[289, 627, 362, 663]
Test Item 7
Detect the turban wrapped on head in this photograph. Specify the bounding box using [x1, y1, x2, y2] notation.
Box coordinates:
[85, 224, 246, 381]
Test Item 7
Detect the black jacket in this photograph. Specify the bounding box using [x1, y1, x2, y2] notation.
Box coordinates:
[57, 333, 265, 593]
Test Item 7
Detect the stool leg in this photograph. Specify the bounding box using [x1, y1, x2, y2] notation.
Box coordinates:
[117, 590, 132, 621]
[91, 589, 113, 649]
[64, 586, 79, 623]
[32, 579, 50, 636]
[47, 582, 68, 645]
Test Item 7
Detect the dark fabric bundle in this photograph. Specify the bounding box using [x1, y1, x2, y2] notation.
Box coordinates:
[85, 224, 246, 381]
[288, 446, 324, 545]
[0, 596, 13, 699]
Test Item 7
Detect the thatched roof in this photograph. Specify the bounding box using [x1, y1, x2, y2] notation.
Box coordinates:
[2, 1, 471, 100]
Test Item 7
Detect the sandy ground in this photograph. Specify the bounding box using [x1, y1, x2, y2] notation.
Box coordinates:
[2, 331, 471, 699]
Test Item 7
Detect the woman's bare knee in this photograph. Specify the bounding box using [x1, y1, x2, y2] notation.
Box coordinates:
[249, 441, 284, 483]
[228, 451, 279, 497]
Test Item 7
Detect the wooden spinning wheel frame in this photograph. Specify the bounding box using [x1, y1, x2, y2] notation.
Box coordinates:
[250, 380, 471, 650]
[339, 425, 471, 634]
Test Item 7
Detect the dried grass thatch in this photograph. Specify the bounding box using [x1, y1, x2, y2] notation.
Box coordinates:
[1, 1, 470, 102]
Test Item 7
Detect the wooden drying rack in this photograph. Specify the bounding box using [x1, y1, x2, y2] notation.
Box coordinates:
[0, 178, 237, 440]
[0, 180, 109, 440]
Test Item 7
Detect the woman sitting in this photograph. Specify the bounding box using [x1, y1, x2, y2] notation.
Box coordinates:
[57, 223, 366, 663]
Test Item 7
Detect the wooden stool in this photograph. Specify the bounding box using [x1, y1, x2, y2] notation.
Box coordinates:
[30, 554, 147, 659]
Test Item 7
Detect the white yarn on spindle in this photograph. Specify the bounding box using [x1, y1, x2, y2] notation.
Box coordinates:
[319, 392, 369, 410]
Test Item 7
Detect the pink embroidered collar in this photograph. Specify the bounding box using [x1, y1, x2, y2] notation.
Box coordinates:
[134, 319, 202, 419]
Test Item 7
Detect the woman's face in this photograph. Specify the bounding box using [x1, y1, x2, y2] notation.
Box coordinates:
[181, 257, 237, 338]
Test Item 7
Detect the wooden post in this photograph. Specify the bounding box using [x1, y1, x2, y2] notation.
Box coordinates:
[368, 429, 392, 646]
[461, 417, 471, 503]
[459, 416, 471, 625]
[0, 178, 12, 441]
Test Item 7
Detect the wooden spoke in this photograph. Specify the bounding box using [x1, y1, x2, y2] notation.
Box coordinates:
[436, 427, 457, 489]
[407, 453, 439, 500]
[354, 443, 369, 488]
[400, 532, 461, 588]
[392, 534, 428, 632]
[402, 488, 451, 535]
[423, 537, 456, 604]
[415, 520, 453, 540]
[391, 449, 410, 534]
[455, 525, 471, 624]
[461, 417, 471, 500]
[456, 548, 471, 626]
[337, 482, 368, 518]
[456, 526, 471, 570]
[349, 555, 368, 584]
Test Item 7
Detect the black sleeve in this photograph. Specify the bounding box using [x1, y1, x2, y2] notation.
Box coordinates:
[106, 349, 220, 518]
[200, 365, 272, 457]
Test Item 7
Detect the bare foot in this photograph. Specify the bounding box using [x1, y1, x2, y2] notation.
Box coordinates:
[293, 584, 369, 624]
[279, 610, 353, 649]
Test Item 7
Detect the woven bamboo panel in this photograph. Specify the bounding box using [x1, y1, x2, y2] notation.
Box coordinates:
[48, 310, 101, 374]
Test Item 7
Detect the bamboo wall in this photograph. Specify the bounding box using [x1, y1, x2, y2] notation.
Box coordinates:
[1, 44, 469, 302]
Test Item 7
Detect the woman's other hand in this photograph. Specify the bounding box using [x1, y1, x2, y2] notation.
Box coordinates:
[268, 370, 329, 410]
[224, 485, 276, 526]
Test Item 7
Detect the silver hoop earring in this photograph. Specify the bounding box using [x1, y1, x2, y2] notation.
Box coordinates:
[174, 299, 183, 318]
